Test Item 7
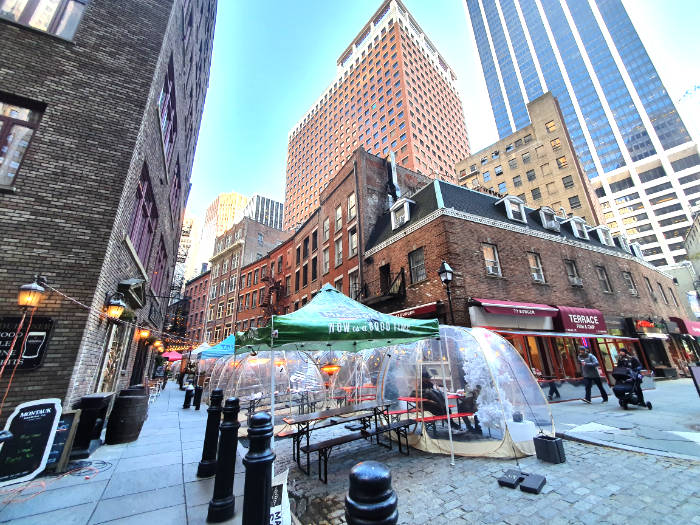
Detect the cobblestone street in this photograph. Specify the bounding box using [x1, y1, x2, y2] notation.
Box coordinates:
[282, 434, 699, 525]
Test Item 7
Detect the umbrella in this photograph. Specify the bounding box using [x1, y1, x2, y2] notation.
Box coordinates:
[162, 351, 182, 362]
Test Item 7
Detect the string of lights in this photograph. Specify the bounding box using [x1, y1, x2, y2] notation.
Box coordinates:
[44, 284, 201, 348]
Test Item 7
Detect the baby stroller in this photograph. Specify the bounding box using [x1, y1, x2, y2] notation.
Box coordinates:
[611, 367, 652, 410]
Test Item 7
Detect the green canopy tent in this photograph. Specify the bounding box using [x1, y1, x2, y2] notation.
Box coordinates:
[236, 283, 439, 353]
[225, 284, 443, 460]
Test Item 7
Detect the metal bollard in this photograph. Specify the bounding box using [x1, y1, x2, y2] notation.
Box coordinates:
[197, 389, 224, 478]
[242, 412, 275, 525]
[345, 461, 398, 525]
[207, 397, 240, 523]
[183, 386, 194, 409]
[194, 385, 204, 410]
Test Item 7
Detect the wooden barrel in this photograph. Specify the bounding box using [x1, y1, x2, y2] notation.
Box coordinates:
[105, 394, 149, 444]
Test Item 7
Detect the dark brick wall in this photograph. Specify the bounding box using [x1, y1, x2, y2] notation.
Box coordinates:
[0, 0, 216, 420]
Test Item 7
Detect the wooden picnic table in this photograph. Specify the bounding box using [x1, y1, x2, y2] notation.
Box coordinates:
[283, 400, 391, 476]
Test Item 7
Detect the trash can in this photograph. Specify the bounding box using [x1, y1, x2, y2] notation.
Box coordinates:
[70, 392, 115, 459]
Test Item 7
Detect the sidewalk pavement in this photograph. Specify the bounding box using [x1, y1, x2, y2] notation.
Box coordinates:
[550, 378, 700, 459]
[0, 383, 245, 524]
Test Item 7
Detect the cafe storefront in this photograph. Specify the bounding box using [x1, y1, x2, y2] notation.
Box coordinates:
[468, 299, 650, 401]
[668, 317, 700, 367]
[624, 317, 678, 378]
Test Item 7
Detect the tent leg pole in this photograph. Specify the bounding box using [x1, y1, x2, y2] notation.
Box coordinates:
[439, 350, 455, 466]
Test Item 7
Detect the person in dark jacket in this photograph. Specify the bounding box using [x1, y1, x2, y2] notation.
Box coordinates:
[616, 347, 645, 404]
[578, 346, 608, 404]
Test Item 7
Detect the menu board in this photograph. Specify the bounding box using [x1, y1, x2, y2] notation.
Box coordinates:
[0, 398, 61, 487]
[0, 317, 54, 370]
[45, 410, 80, 473]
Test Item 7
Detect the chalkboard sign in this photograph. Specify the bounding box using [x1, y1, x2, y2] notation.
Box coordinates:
[45, 410, 80, 473]
[0, 398, 61, 487]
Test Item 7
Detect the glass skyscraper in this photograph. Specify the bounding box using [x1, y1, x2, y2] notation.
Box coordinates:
[466, 0, 699, 267]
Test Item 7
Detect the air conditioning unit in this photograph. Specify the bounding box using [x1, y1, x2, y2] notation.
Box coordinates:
[532, 272, 545, 283]
[486, 266, 500, 276]
[569, 276, 583, 287]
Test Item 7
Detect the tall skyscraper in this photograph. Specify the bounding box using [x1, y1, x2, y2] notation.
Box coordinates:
[285, 0, 471, 228]
[198, 191, 248, 265]
[466, 0, 699, 267]
[235, 194, 284, 230]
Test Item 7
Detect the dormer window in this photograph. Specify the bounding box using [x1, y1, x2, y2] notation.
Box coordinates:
[538, 207, 561, 232]
[496, 195, 527, 224]
[615, 235, 632, 253]
[390, 197, 415, 230]
[563, 217, 589, 240]
[589, 226, 614, 246]
[630, 242, 644, 259]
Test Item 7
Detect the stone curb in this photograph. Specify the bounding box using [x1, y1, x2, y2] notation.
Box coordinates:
[556, 431, 700, 463]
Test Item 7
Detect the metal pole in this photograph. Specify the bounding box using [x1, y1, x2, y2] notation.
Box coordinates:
[242, 412, 275, 525]
[197, 389, 223, 478]
[345, 461, 398, 524]
[446, 283, 455, 325]
[207, 397, 240, 522]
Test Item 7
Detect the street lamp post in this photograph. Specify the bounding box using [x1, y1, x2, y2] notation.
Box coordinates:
[437, 261, 455, 325]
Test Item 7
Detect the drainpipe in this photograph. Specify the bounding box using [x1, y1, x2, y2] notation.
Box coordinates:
[353, 159, 364, 297]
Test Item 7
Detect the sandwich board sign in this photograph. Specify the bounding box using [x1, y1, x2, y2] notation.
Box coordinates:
[0, 398, 62, 487]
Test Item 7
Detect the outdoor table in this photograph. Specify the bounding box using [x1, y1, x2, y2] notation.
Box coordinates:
[283, 400, 391, 473]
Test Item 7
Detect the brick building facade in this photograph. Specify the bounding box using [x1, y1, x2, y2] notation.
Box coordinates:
[0, 0, 216, 419]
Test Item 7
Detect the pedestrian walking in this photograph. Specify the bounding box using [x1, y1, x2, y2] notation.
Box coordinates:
[578, 346, 608, 404]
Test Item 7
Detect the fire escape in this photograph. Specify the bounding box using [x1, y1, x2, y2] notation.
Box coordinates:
[260, 274, 285, 325]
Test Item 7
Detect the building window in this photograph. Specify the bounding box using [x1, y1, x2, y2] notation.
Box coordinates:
[158, 57, 178, 167]
[657, 283, 669, 304]
[643, 276, 655, 300]
[323, 218, 330, 241]
[349, 228, 358, 257]
[322, 247, 330, 274]
[564, 259, 581, 286]
[562, 175, 574, 189]
[285, 275, 291, 296]
[246, 272, 251, 287]
[335, 277, 343, 293]
[539, 207, 560, 231]
[568, 195, 581, 209]
[545, 120, 557, 132]
[0, 97, 43, 188]
[522, 152, 531, 164]
[302, 263, 308, 287]
[258, 233, 264, 246]
[556, 156, 568, 169]
[550, 138, 562, 150]
[622, 272, 638, 295]
[513, 175, 522, 187]
[335, 238, 343, 266]
[150, 237, 168, 295]
[311, 256, 318, 281]
[349, 270, 359, 300]
[226, 299, 234, 316]
[217, 302, 224, 319]
[253, 269, 259, 285]
[596, 266, 612, 293]
[668, 287, 679, 307]
[531, 187, 541, 200]
[219, 282, 226, 296]
[129, 164, 159, 264]
[348, 192, 357, 220]
[494, 165, 503, 176]
[483, 171, 491, 182]
[482, 243, 501, 276]
[498, 182, 507, 193]
[0, 0, 87, 39]
[229, 277, 236, 293]
[568, 218, 589, 239]
[251, 291, 257, 308]
[526, 169, 536, 181]
[408, 248, 426, 283]
[311, 230, 318, 252]
[335, 205, 342, 231]
[528, 253, 545, 283]
[303, 237, 309, 259]
[294, 270, 299, 292]
[508, 158, 518, 170]
[169, 159, 182, 214]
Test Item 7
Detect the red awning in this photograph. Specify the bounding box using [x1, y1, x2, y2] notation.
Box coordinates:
[390, 302, 438, 318]
[556, 306, 607, 334]
[669, 317, 700, 336]
[472, 298, 558, 317]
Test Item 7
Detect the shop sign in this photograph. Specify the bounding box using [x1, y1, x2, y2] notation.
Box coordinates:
[634, 319, 665, 335]
[0, 317, 53, 370]
[474, 298, 557, 318]
[391, 302, 438, 318]
[557, 307, 607, 334]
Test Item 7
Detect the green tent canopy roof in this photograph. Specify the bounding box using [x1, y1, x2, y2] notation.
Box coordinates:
[233, 284, 439, 354]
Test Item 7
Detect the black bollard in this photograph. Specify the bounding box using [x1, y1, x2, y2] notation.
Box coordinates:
[242, 412, 275, 525]
[197, 389, 224, 478]
[207, 397, 240, 523]
[183, 387, 194, 409]
[194, 385, 204, 410]
[345, 461, 398, 525]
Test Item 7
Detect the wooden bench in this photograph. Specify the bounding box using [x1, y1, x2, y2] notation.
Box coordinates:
[414, 412, 474, 434]
[362, 419, 415, 455]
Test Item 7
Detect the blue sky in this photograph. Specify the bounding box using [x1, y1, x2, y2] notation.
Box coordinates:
[186, 0, 700, 219]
